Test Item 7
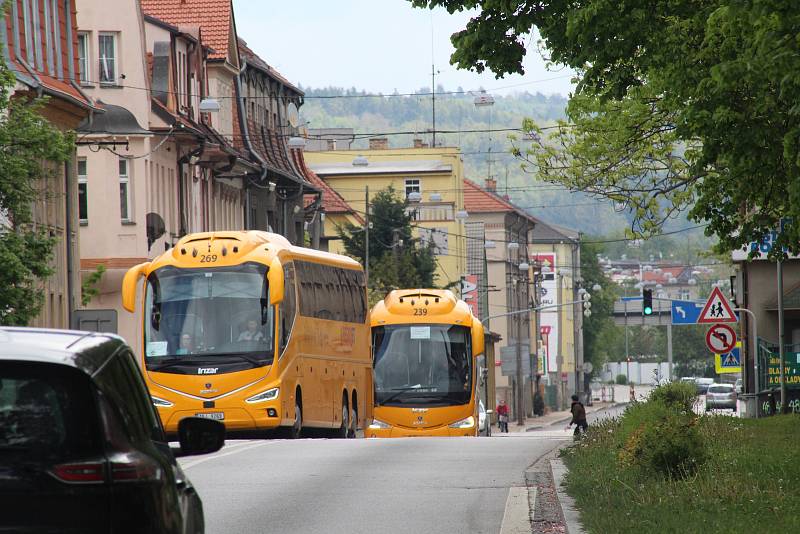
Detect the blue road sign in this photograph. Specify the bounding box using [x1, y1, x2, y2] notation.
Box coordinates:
[721, 347, 741, 368]
[671, 300, 705, 324]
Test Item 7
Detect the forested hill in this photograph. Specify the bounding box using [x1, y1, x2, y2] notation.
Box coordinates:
[298, 85, 633, 234]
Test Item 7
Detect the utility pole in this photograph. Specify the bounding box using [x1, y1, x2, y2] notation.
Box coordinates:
[365, 186, 369, 289]
[515, 276, 525, 426]
[431, 64, 436, 148]
[778, 252, 787, 413]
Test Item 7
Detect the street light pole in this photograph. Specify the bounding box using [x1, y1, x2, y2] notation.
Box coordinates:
[365, 186, 369, 288]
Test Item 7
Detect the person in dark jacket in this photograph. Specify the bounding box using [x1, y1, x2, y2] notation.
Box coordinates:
[567, 394, 588, 438]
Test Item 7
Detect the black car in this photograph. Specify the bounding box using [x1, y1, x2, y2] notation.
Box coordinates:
[0, 328, 225, 533]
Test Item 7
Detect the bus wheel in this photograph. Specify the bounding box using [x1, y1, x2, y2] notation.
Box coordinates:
[290, 400, 303, 439]
[337, 396, 349, 439]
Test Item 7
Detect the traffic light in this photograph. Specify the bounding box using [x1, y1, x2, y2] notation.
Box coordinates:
[642, 288, 653, 316]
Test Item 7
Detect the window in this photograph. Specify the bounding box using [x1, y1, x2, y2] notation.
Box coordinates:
[77, 33, 89, 84]
[98, 33, 116, 84]
[78, 158, 88, 223]
[404, 178, 421, 199]
[295, 262, 366, 323]
[119, 158, 130, 222]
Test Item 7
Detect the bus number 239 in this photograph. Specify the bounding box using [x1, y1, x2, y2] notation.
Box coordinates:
[414, 308, 427, 316]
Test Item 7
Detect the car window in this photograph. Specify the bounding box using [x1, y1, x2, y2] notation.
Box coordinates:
[708, 385, 733, 393]
[0, 362, 100, 459]
[95, 351, 163, 444]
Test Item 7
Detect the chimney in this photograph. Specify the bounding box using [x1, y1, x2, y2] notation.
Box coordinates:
[485, 178, 497, 192]
[413, 138, 425, 149]
[369, 137, 389, 150]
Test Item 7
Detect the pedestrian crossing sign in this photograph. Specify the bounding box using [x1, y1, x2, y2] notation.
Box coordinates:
[714, 344, 741, 374]
[698, 286, 737, 323]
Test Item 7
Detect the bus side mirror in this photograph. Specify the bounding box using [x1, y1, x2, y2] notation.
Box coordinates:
[471, 322, 485, 356]
[121, 263, 149, 312]
[267, 257, 284, 305]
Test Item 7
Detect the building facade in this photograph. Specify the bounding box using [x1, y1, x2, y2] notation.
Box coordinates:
[3, 0, 96, 329]
[304, 142, 468, 288]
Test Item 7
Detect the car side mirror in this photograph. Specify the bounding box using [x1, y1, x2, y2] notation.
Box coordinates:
[174, 417, 225, 457]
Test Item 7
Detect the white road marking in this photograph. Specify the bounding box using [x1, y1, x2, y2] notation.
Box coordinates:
[180, 440, 277, 470]
[499, 486, 531, 534]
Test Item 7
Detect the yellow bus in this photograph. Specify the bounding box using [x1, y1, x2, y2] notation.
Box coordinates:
[367, 289, 484, 437]
[121, 231, 371, 438]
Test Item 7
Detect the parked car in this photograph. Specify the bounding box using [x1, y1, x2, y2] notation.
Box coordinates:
[478, 399, 491, 436]
[705, 383, 737, 411]
[696, 377, 715, 395]
[0, 328, 225, 533]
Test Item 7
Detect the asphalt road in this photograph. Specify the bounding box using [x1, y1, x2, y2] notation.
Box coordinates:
[179, 432, 569, 534]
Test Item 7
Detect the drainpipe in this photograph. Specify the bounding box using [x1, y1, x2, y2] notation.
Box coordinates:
[64, 161, 75, 326]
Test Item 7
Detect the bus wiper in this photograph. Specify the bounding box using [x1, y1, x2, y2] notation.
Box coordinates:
[379, 384, 437, 405]
[147, 358, 214, 372]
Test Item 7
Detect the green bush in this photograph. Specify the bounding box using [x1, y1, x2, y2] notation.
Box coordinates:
[617, 396, 705, 479]
[648, 381, 697, 414]
[616, 373, 628, 385]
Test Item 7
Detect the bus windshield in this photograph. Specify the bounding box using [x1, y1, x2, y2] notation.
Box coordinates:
[144, 263, 274, 369]
[372, 324, 472, 406]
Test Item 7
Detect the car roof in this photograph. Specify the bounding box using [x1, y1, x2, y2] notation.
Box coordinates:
[0, 327, 127, 376]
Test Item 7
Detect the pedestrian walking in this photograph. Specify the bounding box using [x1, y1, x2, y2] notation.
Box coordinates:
[496, 399, 509, 433]
[566, 394, 588, 439]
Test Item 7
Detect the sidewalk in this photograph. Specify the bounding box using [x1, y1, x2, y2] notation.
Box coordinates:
[504, 402, 615, 433]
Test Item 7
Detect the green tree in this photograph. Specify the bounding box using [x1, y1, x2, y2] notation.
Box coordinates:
[411, 0, 800, 257]
[0, 60, 75, 325]
[337, 186, 438, 304]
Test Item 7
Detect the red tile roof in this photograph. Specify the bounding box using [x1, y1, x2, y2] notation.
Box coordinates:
[4, 5, 94, 111]
[140, 0, 234, 61]
[464, 178, 520, 213]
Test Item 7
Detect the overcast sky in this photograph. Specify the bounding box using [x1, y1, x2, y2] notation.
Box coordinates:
[232, 0, 575, 97]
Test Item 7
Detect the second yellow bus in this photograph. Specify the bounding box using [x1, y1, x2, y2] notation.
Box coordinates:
[368, 289, 484, 437]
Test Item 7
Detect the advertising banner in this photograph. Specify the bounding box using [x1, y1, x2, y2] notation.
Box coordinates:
[461, 275, 479, 318]
[532, 253, 558, 373]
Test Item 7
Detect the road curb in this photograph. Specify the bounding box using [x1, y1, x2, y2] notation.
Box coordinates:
[550, 458, 586, 534]
[524, 445, 565, 533]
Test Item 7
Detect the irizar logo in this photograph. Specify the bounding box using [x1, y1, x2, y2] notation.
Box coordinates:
[198, 367, 219, 375]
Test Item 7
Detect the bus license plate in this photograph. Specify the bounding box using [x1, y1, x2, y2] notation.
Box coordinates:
[195, 412, 224, 420]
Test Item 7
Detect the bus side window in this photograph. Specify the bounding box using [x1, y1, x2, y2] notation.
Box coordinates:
[280, 262, 296, 353]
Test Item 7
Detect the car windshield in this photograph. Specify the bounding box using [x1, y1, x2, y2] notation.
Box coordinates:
[0, 362, 100, 459]
[708, 385, 733, 393]
[372, 324, 472, 406]
[144, 263, 274, 368]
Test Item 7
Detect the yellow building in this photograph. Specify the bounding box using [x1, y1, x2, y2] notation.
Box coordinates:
[528, 219, 581, 410]
[304, 141, 467, 288]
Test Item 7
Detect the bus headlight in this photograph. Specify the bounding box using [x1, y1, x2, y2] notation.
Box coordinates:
[151, 395, 173, 408]
[246, 387, 279, 403]
[368, 419, 391, 429]
[449, 416, 475, 429]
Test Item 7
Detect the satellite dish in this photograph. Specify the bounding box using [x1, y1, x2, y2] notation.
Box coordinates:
[286, 103, 299, 128]
[146, 212, 166, 250]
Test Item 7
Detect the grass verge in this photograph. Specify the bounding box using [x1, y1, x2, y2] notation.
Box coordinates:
[561, 412, 800, 533]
